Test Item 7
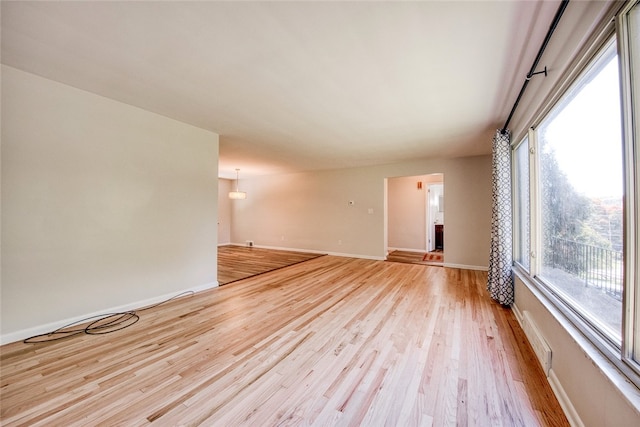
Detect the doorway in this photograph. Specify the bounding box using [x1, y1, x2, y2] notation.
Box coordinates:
[427, 183, 444, 252]
[385, 173, 444, 264]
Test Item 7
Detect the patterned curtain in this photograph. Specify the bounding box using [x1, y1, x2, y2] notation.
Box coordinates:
[487, 129, 514, 305]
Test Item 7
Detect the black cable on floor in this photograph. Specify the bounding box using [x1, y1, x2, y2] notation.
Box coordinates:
[23, 291, 194, 344]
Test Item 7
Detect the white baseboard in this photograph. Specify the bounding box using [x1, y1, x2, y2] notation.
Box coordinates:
[443, 262, 488, 271]
[549, 369, 584, 427]
[387, 247, 427, 253]
[513, 303, 582, 427]
[228, 243, 484, 267]
[0, 281, 219, 345]
[512, 302, 525, 325]
[325, 251, 385, 261]
[234, 242, 326, 255]
[230, 243, 385, 261]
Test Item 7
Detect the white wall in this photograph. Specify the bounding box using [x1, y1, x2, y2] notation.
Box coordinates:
[218, 179, 232, 245]
[1, 66, 219, 342]
[231, 155, 491, 269]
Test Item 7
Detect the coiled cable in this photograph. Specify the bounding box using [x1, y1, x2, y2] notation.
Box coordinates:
[23, 291, 194, 344]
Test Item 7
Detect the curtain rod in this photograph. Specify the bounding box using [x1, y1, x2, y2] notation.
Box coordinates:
[500, 0, 570, 134]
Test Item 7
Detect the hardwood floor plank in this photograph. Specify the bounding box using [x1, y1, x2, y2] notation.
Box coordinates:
[217, 245, 324, 285]
[1, 256, 568, 426]
[386, 249, 444, 266]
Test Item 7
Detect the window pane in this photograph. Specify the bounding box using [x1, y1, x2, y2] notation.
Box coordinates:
[538, 41, 624, 343]
[514, 138, 530, 270]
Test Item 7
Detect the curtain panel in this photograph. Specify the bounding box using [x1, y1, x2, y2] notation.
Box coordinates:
[487, 129, 514, 305]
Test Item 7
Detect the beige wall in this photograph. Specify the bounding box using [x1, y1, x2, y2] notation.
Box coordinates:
[514, 277, 640, 425]
[388, 173, 443, 251]
[231, 167, 384, 257]
[231, 155, 491, 269]
[1, 66, 219, 342]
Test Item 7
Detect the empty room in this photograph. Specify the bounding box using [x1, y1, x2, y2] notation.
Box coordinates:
[2, 1, 640, 426]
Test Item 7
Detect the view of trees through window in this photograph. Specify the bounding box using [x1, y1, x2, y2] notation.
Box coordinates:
[538, 43, 623, 342]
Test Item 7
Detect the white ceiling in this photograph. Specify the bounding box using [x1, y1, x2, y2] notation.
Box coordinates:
[1, 1, 560, 178]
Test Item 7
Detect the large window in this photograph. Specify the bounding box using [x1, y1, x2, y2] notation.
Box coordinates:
[513, 0, 640, 382]
[620, 0, 640, 366]
[538, 41, 623, 343]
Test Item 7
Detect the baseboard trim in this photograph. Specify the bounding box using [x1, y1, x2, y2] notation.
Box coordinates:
[387, 247, 427, 253]
[548, 369, 584, 427]
[229, 243, 385, 261]
[512, 302, 525, 326]
[513, 302, 583, 427]
[231, 242, 326, 255]
[325, 251, 385, 261]
[227, 243, 483, 267]
[0, 281, 219, 345]
[443, 262, 488, 271]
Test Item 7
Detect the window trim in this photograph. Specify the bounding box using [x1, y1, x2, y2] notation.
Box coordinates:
[529, 127, 540, 279]
[617, 0, 640, 369]
[511, 136, 530, 272]
[535, 36, 622, 348]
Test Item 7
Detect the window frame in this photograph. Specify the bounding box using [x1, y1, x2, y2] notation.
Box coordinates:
[511, 0, 640, 387]
[512, 135, 531, 272]
[617, 0, 640, 369]
[538, 37, 622, 346]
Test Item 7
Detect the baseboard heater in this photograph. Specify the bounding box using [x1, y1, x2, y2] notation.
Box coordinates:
[522, 310, 552, 376]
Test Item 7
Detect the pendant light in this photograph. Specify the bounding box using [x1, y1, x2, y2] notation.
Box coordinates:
[228, 168, 247, 199]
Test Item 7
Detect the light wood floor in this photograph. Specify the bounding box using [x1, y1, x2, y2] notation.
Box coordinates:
[218, 245, 324, 285]
[1, 256, 568, 426]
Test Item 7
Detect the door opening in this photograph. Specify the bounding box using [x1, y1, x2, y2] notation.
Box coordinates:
[385, 173, 444, 261]
[427, 183, 444, 252]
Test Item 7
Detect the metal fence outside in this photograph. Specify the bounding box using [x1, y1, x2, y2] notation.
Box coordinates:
[549, 237, 623, 301]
